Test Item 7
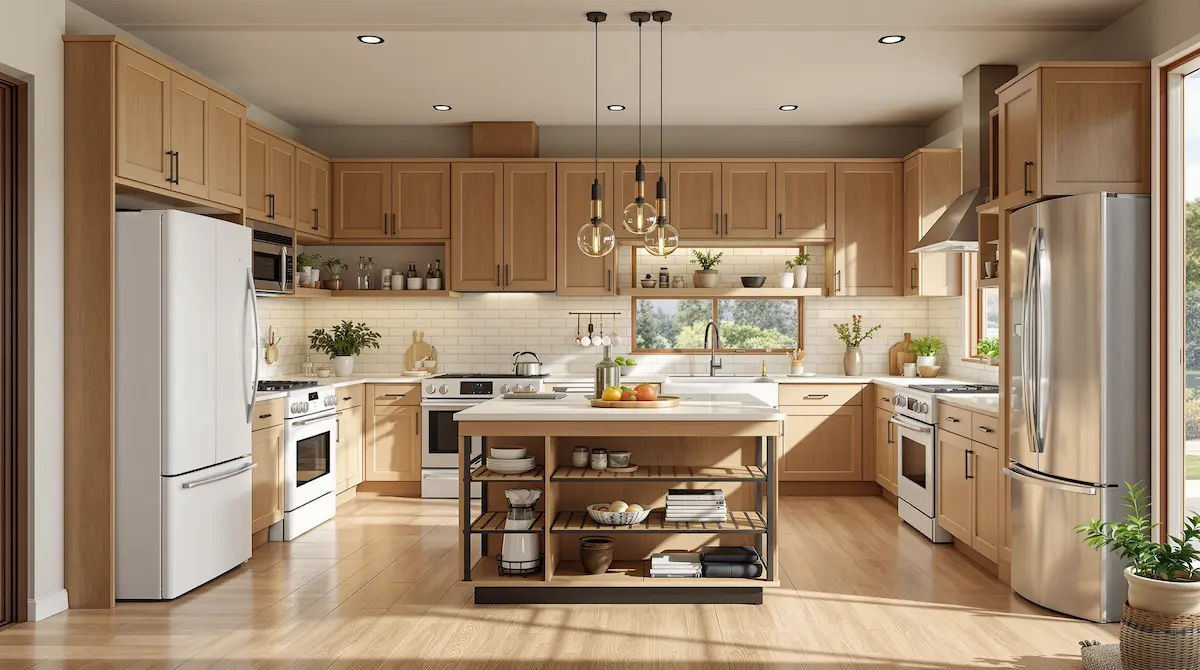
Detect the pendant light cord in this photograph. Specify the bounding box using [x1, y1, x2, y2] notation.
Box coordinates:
[659, 17, 664, 177]
[594, 17, 598, 182]
[637, 20, 643, 162]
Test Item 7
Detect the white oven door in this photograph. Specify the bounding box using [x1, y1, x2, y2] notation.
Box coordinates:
[284, 410, 337, 511]
[892, 415, 936, 518]
[422, 401, 479, 469]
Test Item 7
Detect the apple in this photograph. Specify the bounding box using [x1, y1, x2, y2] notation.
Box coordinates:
[635, 384, 658, 401]
[609, 500, 629, 513]
[621, 390, 638, 401]
[614, 356, 627, 365]
[624, 357, 637, 365]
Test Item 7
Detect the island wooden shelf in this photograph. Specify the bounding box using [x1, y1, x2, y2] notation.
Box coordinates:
[551, 465, 766, 482]
[468, 557, 546, 585]
[619, 287, 822, 298]
[470, 511, 546, 533]
[471, 465, 545, 482]
[549, 511, 767, 534]
[550, 561, 778, 587]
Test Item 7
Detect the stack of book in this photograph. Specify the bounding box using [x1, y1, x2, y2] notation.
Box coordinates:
[665, 489, 726, 522]
[649, 552, 701, 578]
[700, 546, 763, 579]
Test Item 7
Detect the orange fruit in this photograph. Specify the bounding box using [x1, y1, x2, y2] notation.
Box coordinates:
[635, 384, 658, 401]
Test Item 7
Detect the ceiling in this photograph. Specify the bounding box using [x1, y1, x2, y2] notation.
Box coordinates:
[73, 0, 1146, 128]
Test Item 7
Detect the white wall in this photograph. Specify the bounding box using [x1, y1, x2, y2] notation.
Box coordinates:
[301, 124, 928, 159]
[1064, 0, 1200, 61]
[0, 0, 67, 621]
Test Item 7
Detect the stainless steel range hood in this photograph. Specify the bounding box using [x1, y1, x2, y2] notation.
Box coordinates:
[913, 65, 1015, 253]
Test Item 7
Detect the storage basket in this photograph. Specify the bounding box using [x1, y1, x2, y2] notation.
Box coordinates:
[1120, 603, 1200, 670]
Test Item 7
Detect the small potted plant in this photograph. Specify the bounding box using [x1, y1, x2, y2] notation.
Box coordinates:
[785, 253, 811, 289]
[321, 258, 346, 291]
[689, 249, 724, 289]
[833, 314, 881, 376]
[909, 335, 945, 368]
[1077, 482, 1200, 668]
[308, 320, 381, 377]
[296, 252, 321, 288]
[976, 337, 1000, 365]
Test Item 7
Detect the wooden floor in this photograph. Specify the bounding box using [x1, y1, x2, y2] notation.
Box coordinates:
[4, 495, 1114, 668]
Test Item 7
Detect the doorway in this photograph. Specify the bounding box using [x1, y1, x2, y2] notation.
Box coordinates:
[0, 73, 28, 626]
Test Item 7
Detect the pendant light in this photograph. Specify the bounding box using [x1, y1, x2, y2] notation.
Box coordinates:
[644, 10, 678, 257]
[576, 11, 616, 258]
[622, 12, 658, 236]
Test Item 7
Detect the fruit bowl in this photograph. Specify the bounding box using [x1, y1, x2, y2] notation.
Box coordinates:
[618, 364, 638, 376]
[587, 503, 652, 526]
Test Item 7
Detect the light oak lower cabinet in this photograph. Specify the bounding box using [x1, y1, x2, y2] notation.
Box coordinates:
[336, 405, 364, 494]
[251, 424, 284, 535]
[363, 404, 421, 482]
[936, 430, 1001, 562]
[874, 406, 897, 494]
[780, 405, 863, 481]
[972, 443, 1001, 562]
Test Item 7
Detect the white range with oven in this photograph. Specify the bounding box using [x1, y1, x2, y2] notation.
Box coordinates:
[421, 374, 545, 498]
[890, 383, 998, 543]
[268, 383, 339, 541]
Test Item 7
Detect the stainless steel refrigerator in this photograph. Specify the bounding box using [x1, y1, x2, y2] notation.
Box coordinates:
[1007, 193, 1150, 623]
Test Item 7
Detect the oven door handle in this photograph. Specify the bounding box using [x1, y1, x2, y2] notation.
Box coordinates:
[423, 402, 483, 411]
[290, 412, 338, 428]
[889, 416, 932, 434]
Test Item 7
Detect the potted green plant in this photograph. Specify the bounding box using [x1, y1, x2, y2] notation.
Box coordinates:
[296, 252, 321, 288]
[321, 258, 346, 291]
[784, 253, 811, 289]
[1077, 483, 1200, 668]
[833, 314, 881, 376]
[308, 320, 381, 377]
[689, 249, 724, 289]
[976, 337, 1000, 365]
[909, 335, 945, 368]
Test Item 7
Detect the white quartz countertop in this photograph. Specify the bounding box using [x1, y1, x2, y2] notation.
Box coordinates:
[935, 394, 1001, 416]
[454, 393, 785, 422]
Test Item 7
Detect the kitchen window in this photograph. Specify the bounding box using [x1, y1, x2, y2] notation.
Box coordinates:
[964, 253, 1000, 360]
[633, 299, 801, 353]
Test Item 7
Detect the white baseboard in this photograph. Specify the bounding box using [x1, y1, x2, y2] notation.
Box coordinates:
[28, 589, 68, 621]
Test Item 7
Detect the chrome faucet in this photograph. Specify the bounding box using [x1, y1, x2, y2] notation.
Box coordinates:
[703, 321, 723, 376]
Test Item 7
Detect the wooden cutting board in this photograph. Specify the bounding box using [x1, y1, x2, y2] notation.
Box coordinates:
[889, 333, 916, 376]
[404, 331, 437, 373]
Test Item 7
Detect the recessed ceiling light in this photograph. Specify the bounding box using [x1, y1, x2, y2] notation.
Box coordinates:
[779, 105, 798, 112]
[878, 35, 906, 45]
[607, 104, 626, 111]
[357, 35, 384, 45]
[432, 104, 452, 111]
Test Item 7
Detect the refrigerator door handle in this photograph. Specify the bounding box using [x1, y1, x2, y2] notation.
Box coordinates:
[1020, 226, 1040, 453]
[182, 462, 258, 489]
[1033, 227, 1050, 453]
[1003, 465, 1098, 496]
[247, 269, 261, 424]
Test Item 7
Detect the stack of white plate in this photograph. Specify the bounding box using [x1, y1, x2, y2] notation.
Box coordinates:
[487, 447, 535, 474]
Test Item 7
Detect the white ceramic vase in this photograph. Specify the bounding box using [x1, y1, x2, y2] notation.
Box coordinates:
[332, 356, 355, 377]
[793, 266, 809, 288]
[298, 266, 311, 288]
[778, 272, 795, 289]
[1126, 567, 1200, 615]
[843, 347, 862, 376]
[916, 355, 937, 367]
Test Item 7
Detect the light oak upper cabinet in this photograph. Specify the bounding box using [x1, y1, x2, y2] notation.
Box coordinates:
[245, 125, 271, 222]
[168, 72, 209, 200]
[295, 150, 331, 240]
[207, 92, 246, 209]
[903, 150, 962, 297]
[997, 63, 1150, 207]
[557, 162, 615, 296]
[312, 157, 331, 239]
[332, 162, 392, 240]
[115, 46, 172, 188]
[832, 162, 903, 296]
[393, 163, 451, 239]
[670, 163, 722, 240]
[777, 162, 835, 241]
[722, 163, 776, 239]
[267, 137, 296, 228]
[504, 163, 557, 291]
[614, 162, 665, 240]
[451, 163, 505, 291]
[363, 405, 421, 482]
[250, 425, 284, 535]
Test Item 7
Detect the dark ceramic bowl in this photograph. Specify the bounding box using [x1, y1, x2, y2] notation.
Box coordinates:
[741, 276, 767, 288]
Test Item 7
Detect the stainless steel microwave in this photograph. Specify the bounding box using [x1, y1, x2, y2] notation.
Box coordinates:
[251, 220, 293, 293]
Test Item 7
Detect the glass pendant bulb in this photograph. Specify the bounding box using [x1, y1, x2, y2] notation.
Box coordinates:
[621, 162, 658, 235]
[577, 179, 615, 258]
[644, 222, 678, 257]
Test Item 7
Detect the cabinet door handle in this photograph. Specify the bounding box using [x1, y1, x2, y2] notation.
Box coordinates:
[835, 270, 842, 293]
[392, 212, 397, 236]
[606, 269, 612, 292]
[910, 267, 918, 290]
[505, 264, 510, 287]
[1023, 161, 1034, 196]
[312, 208, 319, 231]
[383, 213, 389, 234]
[887, 421, 893, 444]
[496, 264, 501, 286]
[723, 213, 729, 236]
[965, 449, 975, 479]
[947, 416, 961, 423]
[777, 213, 783, 236]
[714, 213, 719, 234]
[268, 194, 275, 219]
[804, 394, 828, 400]
[336, 417, 340, 444]
[257, 413, 272, 419]
[881, 396, 890, 403]
[977, 426, 993, 434]
[165, 151, 173, 183]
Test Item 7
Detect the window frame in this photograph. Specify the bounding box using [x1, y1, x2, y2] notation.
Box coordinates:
[631, 297, 805, 354]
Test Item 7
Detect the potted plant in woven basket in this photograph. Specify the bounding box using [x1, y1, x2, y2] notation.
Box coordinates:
[1077, 482, 1200, 670]
[689, 249, 723, 289]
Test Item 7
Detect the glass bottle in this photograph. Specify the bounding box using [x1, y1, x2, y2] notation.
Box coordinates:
[302, 354, 314, 377]
[364, 257, 375, 289]
[356, 256, 365, 290]
[425, 263, 434, 280]
[434, 260, 443, 280]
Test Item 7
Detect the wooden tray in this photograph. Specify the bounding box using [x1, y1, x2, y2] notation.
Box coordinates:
[590, 396, 681, 409]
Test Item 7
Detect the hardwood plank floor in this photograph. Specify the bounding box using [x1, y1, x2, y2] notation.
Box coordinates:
[9, 495, 1113, 668]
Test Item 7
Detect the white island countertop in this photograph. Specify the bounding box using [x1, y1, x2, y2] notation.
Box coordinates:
[454, 393, 786, 422]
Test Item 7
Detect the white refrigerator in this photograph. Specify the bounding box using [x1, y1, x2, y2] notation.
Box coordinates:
[115, 210, 259, 600]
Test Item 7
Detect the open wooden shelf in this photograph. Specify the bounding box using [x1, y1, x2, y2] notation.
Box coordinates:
[471, 465, 545, 482]
[470, 511, 546, 533]
[551, 465, 765, 482]
[976, 200, 1000, 216]
[551, 561, 776, 587]
[549, 511, 766, 534]
[978, 277, 1000, 288]
[329, 289, 460, 298]
[618, 287, 822, 298]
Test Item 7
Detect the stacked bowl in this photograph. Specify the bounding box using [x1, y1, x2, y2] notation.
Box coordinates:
[487, 447, 535, 474]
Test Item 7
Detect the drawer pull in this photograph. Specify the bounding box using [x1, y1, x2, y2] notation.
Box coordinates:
[946, 416, 961, 423]
[804, 394, 828, 400]
[977, 426, 993, 434]
[384, 393, 408, 398]
[257, 413, 273, 419]
[880, 396, 890, 403]
[342, 396, 353, 401]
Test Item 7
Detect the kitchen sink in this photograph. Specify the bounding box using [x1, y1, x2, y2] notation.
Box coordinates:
[660, 376, 779, 407]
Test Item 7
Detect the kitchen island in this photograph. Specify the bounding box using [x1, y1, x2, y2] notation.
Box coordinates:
[456, 393, 784, 604]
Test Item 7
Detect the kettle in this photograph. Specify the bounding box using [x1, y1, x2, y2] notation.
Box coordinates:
[512, 351, 542, 377]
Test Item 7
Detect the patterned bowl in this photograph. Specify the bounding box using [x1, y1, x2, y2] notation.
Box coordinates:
[587, 503, 652, 526]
